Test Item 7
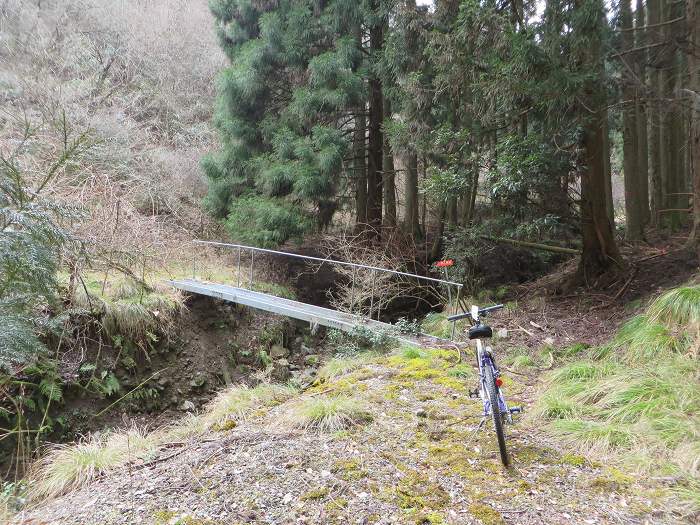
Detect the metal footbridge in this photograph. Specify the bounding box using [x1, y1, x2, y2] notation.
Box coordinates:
[168, 241, 464, 345]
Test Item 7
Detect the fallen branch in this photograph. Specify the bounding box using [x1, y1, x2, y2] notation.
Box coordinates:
[480, 236, 580, 255]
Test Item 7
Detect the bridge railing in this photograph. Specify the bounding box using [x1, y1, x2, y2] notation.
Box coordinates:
[189, 240, 463, 323]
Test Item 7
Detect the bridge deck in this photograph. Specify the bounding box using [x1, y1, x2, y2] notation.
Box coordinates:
[168, 279, 446, 346]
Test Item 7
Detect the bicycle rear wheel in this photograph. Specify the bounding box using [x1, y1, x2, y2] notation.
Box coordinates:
[484, 364, 509, 466]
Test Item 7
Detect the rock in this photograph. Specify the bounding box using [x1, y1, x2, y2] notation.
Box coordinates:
[300, 344, 312, 355]
[235, 364, 251, 375]
[272, 359, 290, 380]
[270, 345, 289, 359]
[544, 336, 555, 346]
[497, 328, 508, 339]
[180, 400, 196, 411]
[416, 409, 428, 418]
[304, 354, 320, 366]
[189, 373, 206, 389]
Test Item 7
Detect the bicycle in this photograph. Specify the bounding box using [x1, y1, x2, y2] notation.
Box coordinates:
[448, 304, 521, 466]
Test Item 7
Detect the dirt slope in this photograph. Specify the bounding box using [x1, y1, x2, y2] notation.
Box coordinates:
[17, 349, 675, 525]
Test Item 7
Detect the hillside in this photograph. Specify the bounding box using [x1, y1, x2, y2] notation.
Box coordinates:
[11, 246, 700, 524]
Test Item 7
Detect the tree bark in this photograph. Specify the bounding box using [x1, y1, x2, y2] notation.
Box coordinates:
[648, 0, 663, 226]
[575, 0, 625, 280]
[354, 109, 367, 230]
[603, 109, 615, 224]
[366, 3, 384, 234]
[404, 152, 422, 238]
[382, 97, 397, 228]
[684, 0, 700, 248]
[353, 25, 367, 231]
[622, 0, 643, 241]
[635, 0, 651, 226]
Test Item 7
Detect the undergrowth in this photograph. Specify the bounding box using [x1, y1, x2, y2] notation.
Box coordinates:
[533, 285, 700, 511]
[71, 275, 183, 341]
[25, 382, 298, 502]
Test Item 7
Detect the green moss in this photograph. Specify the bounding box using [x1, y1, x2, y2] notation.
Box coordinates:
[332, 458, 368, 481]
[301, 486, 330, 500]
[412, 511, 445, 524]
[560, 453, 586, 467]
[153, 510, 220, 525]
[589, 467, 633, 492]
[396, 471, 450, 511]
[468, 503, 505, 525]
[211, 419, 237, 432]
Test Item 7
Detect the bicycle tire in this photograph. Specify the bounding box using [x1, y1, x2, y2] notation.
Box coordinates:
[484, 363, 509, 466]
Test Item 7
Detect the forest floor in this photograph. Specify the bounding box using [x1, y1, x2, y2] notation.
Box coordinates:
[16, 239, 699, 525]
[16, 345, 680, 525]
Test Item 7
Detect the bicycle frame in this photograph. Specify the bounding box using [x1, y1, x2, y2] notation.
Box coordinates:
[475, 338, 512, 424]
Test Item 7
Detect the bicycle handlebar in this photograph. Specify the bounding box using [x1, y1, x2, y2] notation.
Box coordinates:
[446, 304, 504, 323]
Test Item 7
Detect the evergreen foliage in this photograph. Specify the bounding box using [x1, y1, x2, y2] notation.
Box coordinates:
[205, 0, 366, 245]
[0, 121, 88, 370]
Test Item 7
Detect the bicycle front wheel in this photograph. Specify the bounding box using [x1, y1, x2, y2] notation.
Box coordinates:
[484, 364, 509, 466]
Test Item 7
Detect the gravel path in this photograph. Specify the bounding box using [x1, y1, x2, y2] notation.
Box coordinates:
[17, 353, 681, 525]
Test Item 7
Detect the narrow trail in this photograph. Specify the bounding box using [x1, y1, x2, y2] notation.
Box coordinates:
[19, 348, 671, 525]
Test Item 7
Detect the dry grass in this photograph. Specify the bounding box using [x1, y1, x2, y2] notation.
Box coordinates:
[200, 383, 298, 429]
[27, 427, 160, 502]
[316, 353, 376, 381]
[281, 395, 373, 432]
[24, 382, 300, 504]
[0, 0, 225, 279]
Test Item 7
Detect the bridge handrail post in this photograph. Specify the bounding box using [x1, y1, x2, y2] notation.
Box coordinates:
[249, 248, 254, 289]
[349, 266, 356, 314]
[369, 269, 377, 320]
[237, 246, 242, 287]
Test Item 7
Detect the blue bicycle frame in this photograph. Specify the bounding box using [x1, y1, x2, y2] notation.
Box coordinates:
[475, 338, 512, 424]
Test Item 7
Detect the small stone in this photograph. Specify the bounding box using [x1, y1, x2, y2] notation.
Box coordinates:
[416, 409, 428, 418]
[270, 345, 290, 359]
[272, 359, 291, 380]
[544, 337, 555, 346]
[180, 400, 196, 411]
[304, 354, 320, 366]
[497, 328, 508, 338]
[282, 493, 293, 505]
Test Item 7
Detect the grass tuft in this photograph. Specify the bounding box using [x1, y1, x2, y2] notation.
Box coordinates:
[202, 383, 298, 428]
[316, 353, 375, 381]
[27, 427, 158, 502]
[282, 395, 372, 432]
[534, 284, 700, 512]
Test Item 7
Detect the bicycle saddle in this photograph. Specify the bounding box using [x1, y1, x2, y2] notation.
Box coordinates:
[468, 324, 492, 339]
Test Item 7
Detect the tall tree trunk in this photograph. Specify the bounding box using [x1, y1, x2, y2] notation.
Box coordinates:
[684, 0, 699, 247]
[354, 109, 367, 229]
[353, 26, 367, 231]
[603, 109, 615, 224]
[622, 0, 643, 241]
[635, 0, 650, 226]
[404, 152, 421, 239]
[366, 3, 384, 234]
[648, 0, 663, 226]
[382, 97, 397, 228]
[430, 202, 446, 260]
[575, 0, 624, 281]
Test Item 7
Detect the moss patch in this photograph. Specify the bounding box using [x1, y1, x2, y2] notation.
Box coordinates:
[468, 503, 505, 525]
